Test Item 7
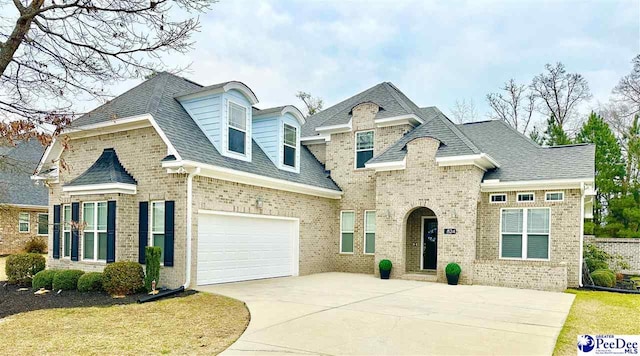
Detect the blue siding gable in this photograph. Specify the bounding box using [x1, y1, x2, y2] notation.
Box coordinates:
[179, 93, 222, 150]
[253, 116, 279, 164]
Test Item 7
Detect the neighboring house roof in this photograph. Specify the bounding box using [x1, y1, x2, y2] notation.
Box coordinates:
[66, 148, 137, 187]
[0, 140, 48, 207]
[458, 120, 595, 182]
[71, 72, 340, 191]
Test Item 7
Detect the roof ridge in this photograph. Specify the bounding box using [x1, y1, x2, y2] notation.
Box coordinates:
[545, 143, 594, 149]
[307, 82, 387, 128]
[493, 119, 541, 148]
[382, 82, 415, 115]
[434, 111, 481, 154]
[145, 72, 170, 116]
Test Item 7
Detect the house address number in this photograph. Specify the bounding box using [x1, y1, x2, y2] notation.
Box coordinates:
[444, 228, 457, 235]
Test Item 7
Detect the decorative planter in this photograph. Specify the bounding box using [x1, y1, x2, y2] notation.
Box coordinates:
[446, 273, 459, 285]
[380, 269, 391, 279]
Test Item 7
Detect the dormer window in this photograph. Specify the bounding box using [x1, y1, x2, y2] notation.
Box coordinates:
[228, 101, 248, 155]
[355, 130, 374, 169]
[283, 124, 297, 168]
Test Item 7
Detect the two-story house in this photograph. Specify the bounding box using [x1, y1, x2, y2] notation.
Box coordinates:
[33, 72, 595, 291]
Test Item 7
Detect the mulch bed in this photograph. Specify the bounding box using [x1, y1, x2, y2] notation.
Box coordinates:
[0, 281, 196, 319]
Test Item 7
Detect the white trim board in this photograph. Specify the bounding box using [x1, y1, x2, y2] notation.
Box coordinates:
[62, 183, 137, 196]
[481, 178, 594, 192]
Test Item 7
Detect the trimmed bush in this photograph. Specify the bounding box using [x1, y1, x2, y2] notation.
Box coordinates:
[53, 269, 85, 290]
[445, 262, 462, 276]
[24, 237, 47, 254]
[102, 262, 144, 296]
[5, 253, 46, 285]
[144, 246, 162, 292]
[379, 259, 392, 271]
[591, 269, 616, 288]
[77, 272, 103, 292]
[32, 269, 59, 290]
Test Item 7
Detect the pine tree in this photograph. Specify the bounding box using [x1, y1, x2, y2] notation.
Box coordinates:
[544, 116, 572, 146]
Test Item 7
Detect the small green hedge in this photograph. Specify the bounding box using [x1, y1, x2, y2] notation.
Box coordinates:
[102, 262, 144, 296]
[53, 269, 85, 291]
[32, 269, 59, 290]
[445, 262, 461, 276]
[379, 259, 392, 271]
[144, 246, 162, 292]
[591, 269, 616, 288]
[77, 272, 103, 292]
[6, 253, 46, 286]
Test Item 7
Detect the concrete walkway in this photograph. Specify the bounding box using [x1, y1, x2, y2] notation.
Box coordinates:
[196, 273, 574, 356]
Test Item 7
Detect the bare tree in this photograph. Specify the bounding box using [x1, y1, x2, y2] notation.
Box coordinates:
[613, 54, 640, 115]
[486, 79, 535, 133]
[530, 62, 592, 128]
[296, 91, 323, 117]
[450, 98, 478, 124]
[0, 0, 215, 145]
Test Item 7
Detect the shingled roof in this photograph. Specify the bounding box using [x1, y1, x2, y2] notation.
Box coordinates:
[66, 148, 137, 187]
[0, 140, 48, 206]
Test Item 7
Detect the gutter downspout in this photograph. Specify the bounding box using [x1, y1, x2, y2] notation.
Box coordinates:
[183, 167, 200, 289]
[578, 182, 585, 287]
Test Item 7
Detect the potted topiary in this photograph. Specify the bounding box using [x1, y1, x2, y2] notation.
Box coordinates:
[379, 259, 392, 279]
[445, 262, 461, 285]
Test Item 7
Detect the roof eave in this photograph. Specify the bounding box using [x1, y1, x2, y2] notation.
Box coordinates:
[435, 153, 500, 172]
[315, 120, 352, 134]
[374, 114, 423, 128]
[480, 177, 595, 192]
[365, 157, 406, 172]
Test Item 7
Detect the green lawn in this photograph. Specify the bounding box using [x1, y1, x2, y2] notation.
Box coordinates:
[554, 289, 640, 355]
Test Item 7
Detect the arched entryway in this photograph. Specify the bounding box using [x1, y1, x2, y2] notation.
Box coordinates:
[405, 207, 438, 273]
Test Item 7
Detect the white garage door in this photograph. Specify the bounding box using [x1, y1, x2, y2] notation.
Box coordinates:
[197, 211, 299, 285]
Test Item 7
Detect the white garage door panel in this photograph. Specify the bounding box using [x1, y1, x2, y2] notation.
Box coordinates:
[197, 212, 298, 285]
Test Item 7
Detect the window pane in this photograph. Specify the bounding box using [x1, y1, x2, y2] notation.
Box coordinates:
[97, 202, 107, 230]
[83, 203, 95, 230]
[501, 209, 523, 233]
[341, 212, 355, 232]
[365, 232, 375, 254]
[19, 213, 29, 231]
[98, 232, 108, 260]
[356, 150, 374, 168]
[527, 209, 549, 234]
[501, 234, 522, 258]
[228, 128, 246, 154]
[527, 234, 549, 259]
[546, 192, 563, 201]
[518, 193, 534, 202]
[491, 194, 506, 202]
[152, 202, 165, 233]
[64, 232, 71, 257]
[63, 205, 71, 226]
[229, 102, 246, 130]
[19, 223, 29, 232]
[356, 131, 374, 150]
[284, 124, 297, 146]
[38, 214, 48, 235]
[153, 234, 165, 262]
[83, 232, 94, 259]
[341, 233, 354, 253]
[365, 211, 376, 232]
[19, 212, 29, 223]
[283, 145, 296, 167]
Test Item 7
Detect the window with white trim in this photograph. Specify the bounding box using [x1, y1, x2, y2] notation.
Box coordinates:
[62, 204, 71, 258]
[340, 211, 355, 253]
[228, 101, 248, 155]
[517, 192, 535, 202]
[37, 213, 48, 235]
[150, 201, 165, 262]
[18, 212, 29, 232]
[490, 194, 507, 203]
[545, 192, 564, 202]
[355, 131, 374, 169]
[501, 208, 550, 260]
[82, 202, 108, 261]
[283, 124, 297, 168]
[364, 210, 376, 254]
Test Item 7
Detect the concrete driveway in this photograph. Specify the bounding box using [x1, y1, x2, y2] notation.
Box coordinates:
[197, 273, 574, 356]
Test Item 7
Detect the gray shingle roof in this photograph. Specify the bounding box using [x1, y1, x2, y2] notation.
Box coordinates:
[66, 148, 137, 187]
[457, 120, 595, 181]
[72, 73, 340, 192]
[0, 140, 48, 206]
[253, 106, 287, 117]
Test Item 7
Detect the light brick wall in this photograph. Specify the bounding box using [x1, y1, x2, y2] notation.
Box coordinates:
[585, 236, 640, 274]
[375, 137, 484, 284]
[477, 189, 582, 287]
[324, 102, 413, 273]
[474, 260, 568, 292]
[0, 207, 48, 255]
[47, 127, 188, 287]
[305, 144, 326, 165]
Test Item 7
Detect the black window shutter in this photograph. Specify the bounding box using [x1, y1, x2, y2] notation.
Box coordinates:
[70, 202, 79, 261]
[164, 201, 175, 266]
[52, 205, 61, 259]
[107, 200, 116, 263]
[138, 201, 149, 264]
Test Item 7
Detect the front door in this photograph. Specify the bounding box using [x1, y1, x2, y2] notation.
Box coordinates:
[422, 218, 437, 270]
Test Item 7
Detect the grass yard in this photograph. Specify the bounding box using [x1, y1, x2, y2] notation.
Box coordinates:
[0, 255, 6, 281]
[0, 292, 249, 355]
[554, 289, 640, 355]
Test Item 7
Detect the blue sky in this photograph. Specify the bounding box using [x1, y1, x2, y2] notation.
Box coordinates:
[114, 0, 638, 127]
